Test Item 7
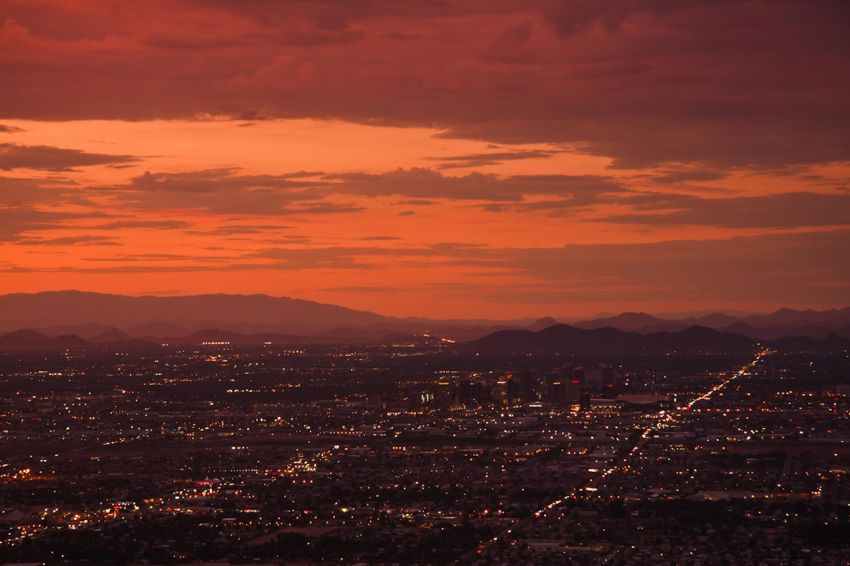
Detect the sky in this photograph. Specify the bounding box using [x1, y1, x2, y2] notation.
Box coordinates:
[1, 0, 849, 318]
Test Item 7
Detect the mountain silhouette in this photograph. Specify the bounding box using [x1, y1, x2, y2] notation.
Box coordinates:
[0, 290, 388, 333]
[0, 291, 847, 342]
[0, 329, 90, 350]
[462, 324, 755, 355]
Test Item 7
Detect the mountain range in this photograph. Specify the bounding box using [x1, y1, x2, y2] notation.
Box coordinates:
[0, 291, 848, 350]
[572, 310, 850, 340]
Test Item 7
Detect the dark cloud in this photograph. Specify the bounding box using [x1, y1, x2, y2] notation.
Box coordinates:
[199, 224, 295, 236]
[427, 149, 558, 169]
[119, 169, 326, 214]
[7, 165, 848, 234]
[0, 207, 93, 241]
[326, 168, 624, 202]
[246, 242, 488, 271]
[475, 187, 850, 229]
[649, 169, 726, 184]
[0, 176, 87, 207]
[0, 124, 24, 133]
[254, 246, 407, 270]
[82, 252, 242, 263]
[483, 21, 541, 64]
[91, 219, 190, 230]
[14, 235, 120, 246]
[603, 191, 850, 228]
[96, 168, 626, 216]
[293, 203, 365, 215]
[242, 233, 850, 305]
[129, 169, 319, 192]
[0, 143, 139, 171]
[323, 285, 404, 293]
[493, 230, 850, 304]
[2, 1, 848, 168]
[221, 231, 842, 306]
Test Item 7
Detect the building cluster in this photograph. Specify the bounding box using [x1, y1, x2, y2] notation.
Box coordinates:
[0, 344, 847, 563]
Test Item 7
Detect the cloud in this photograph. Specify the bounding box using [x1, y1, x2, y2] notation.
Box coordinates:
[92, 168, 626, 217]
[397, 199, 437, 206]
[198, 224, 294, 236]
[1, 1, 848, 168]
[326, 168, 624, 203]
[0, 207, 93, 241]
[0, 124, 24, 133]
[499, 230, 850, 304]
[0, 175, 89, 207]
[14, 235, 120, 246]
[427, 149, 557, 169]
[254, 246, 414, 270]
[3, 229, 846, 308]
[293, 203, 365, 215]
[649, 168, 726, 185]
[323, 285, 404, 293]
[117, 169, 329, 214]
[91, 219, 190, 230]
[603, 191, 850, 228]
[0, 143, 139, 171]
[251, 233, 850, 305]
[7, 166, 847, 233]
[82, 252, 242, 263]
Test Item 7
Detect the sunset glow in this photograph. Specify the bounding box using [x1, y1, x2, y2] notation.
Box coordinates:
[2, 0, 849, 317]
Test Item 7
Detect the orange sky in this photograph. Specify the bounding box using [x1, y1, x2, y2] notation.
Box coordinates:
[1, 1, 849, 318]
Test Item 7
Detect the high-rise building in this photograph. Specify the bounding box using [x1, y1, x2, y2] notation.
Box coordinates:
[518, 370, 537, 402]
[544, 373, 565, 404]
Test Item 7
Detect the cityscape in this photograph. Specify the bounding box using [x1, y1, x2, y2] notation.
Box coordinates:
[1, 307, 849, 564]
[2, 0, 850, 564]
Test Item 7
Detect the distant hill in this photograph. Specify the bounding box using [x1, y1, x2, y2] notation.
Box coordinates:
[32, 323, 116, 339]
[575, 312, 682, 333]
[743, 307, 850, 328]
[0, 329, 90, 350]
[0, 290, 389, 333]
[462, 324, 755, 355]
[692, 313, 740, 328]
[526, 317, 562, 331]
[575, 307, 850, 340]
[89, 327, 133, 344]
